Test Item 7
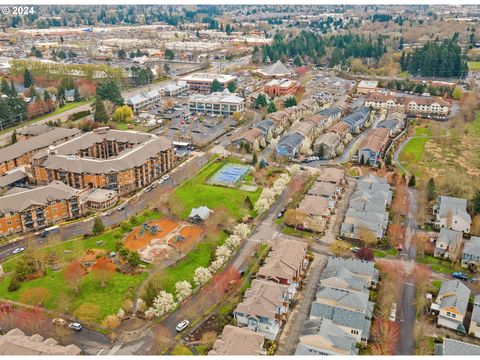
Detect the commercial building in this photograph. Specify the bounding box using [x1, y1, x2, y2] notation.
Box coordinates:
[126, 89, 161, 112]
[180, 72, 237, 93]
[32, 127, 174, 196]
[256, 60, 293, 78]
[188, 89, 245, 115]
[159, 81, 188, 97]
[264, 78, 299, 97]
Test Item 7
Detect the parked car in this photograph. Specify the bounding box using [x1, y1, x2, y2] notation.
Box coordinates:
[350, 246, 361, 253]
[277, 208, 286, 218]
[175, 319, 189, 332]
[12, 247, 25, 254]
[52, 318, 67, 327]
[116, 205, 126, 211]
[68, 322, 82, 331]
[162, 174, 170, 181]
[389, 303, 397, 322]
[452, 272, 469, 281]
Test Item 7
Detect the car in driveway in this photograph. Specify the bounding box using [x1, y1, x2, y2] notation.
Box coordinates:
[175, 319, 189, 332]
[12, 247, 25, 254]
[68, 322, 82, 331]
[452, 272, 469, 281]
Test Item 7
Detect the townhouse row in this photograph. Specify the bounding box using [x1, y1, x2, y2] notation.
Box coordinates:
[295, 256, 378, 355]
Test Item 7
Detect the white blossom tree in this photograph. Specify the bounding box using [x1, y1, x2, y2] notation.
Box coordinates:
[194, 267, 212, 287]
[215, 245, 232, 262]
[136, 298, 147, 312]
[117, 308, 126, 320]
[254, 196, 271, 214]
[233, 223, 251, 240]
[175, 281, 192, 302]
[148, 291, 177, 317]
[225, 234, 241, 249]
[209, 258, 225, 273]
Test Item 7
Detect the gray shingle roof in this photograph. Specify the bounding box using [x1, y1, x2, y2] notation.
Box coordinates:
[472, 295, 480, 323]
[278, 132, 304, 149]
[320, 265, 369, 292]
[309, 302, 371, 336]
[463, 236, 480, 258]
[435, 338, 480, 356]
[437, 280, 471, 315]
[326, 257, 377, 279]
[316, 286, 370, 312]
[438, 228, 463, 248]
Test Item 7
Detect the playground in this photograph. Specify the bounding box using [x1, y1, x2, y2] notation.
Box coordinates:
[123, 218, 204, 263]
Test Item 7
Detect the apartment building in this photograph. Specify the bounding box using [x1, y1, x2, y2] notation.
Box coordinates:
[0, 181, 83, 237]
[32, 128, 174, 196]
[0, 127, 80, 176]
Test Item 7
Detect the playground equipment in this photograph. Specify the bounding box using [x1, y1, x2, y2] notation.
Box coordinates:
[174, 235, 186, 243]
[140, 222, 162, 237]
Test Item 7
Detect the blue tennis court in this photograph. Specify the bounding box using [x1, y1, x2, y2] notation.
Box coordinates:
[208, 163, 251, 186]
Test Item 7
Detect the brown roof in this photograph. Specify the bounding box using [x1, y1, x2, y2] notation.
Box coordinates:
[308, 181, 338, 198]
[0, 328, 81, 355]
[317, 167, 345, 184]
[257, 239, 307, 281]
[208, 325, 265, 355]
[305, 114, 327, 126]
[232, 127, 263, 144]
[359, 128, 390, 153]
[328, 121, 350, 136]
[235, 279, 288, 319]
[298, 195, 330, 217]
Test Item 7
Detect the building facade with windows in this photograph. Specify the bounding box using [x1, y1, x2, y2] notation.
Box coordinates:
[188, 89, 245, 115]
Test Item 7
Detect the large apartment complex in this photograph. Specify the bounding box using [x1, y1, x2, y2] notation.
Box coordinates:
[31, 127, 174, 196]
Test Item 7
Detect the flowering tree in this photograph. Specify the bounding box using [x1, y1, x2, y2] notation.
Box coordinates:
[117, 308, 126, 320]
[233, 223, 250, 240]
[146, 291, 177, 318]
[215, 245, 232, 262]
[225, 234, 241, 250]
[194, 267, 212, 287]
[136, 298, 147, 312]
[175, 281, 192, 302]
[209, 258, 226, 273]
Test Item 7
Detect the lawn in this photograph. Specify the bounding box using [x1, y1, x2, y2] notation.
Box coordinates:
[171, 344, 193, 355]
[374, 248, 399, 258]
[155, 231, 227, 294]
[417, 254, 461, 275]
[173, 159, 261, 221]
[0, 268, 147, 322]
[399, 136, 430, 165]
[1, 210, 161, 273]
[467, 61, 480, 71]
[0, 100, 91, 136]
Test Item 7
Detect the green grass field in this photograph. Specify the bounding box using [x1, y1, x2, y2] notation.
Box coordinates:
[467, 61, 480, 71]
[399, 137, 430, 165]
[173, 159, 261, 221]
[0, 268, 147, 322]
[154, 231, 227, 294]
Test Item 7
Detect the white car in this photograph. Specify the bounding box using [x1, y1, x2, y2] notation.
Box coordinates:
[175, 319, 189, 332]
[68, 322, 82, 331]
[158, 178, 165, 184]
[12, 247, 25, 254]
[161, 174, 170, 181]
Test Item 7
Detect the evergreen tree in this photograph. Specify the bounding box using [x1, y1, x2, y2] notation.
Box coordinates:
[359, 154, 365, 165]
[96, 82, 124, 105]
[92, 216, 105, 235]
[164, 49, 175, 60]
[74, 87, 81, 102]
[23, 69, 33, 88]
[385, 152, 392, 166]
[427, 177, 436, 201]
[408, 175, 416, 187]
[118, 49, 126, 59]
[43, 90, 51, 101]
[255, 94, 267, 108]
[94, 98, 109, 123]
[227, 81, 236, 93]
[210, 79, 222, 92]
[10, 80, 17, 97]
[11, 131, 17, 144]
[472, 190, 480, 215]
[284, 97, 297, 108]
[252, 151, 258, 164]
[317, 144, 324, 159]
[267, 101, 277, 113]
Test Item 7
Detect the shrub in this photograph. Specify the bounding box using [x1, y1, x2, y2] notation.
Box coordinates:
[8, 276, 21, 292]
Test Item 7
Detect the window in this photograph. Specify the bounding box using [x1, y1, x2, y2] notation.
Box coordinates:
[351, 329, 359, 335]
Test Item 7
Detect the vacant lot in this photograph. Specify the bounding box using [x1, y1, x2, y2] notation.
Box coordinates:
[172, 159, 261, 221]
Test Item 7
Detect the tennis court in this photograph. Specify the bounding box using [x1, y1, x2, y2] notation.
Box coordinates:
[208, 163, 251, 187]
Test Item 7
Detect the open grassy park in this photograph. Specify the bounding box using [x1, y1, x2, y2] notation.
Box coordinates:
[172, 158, 261, 221]
[0, 210, 160, 322]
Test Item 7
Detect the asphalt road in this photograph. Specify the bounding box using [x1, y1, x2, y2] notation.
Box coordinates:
[0, 153, 208, 262]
